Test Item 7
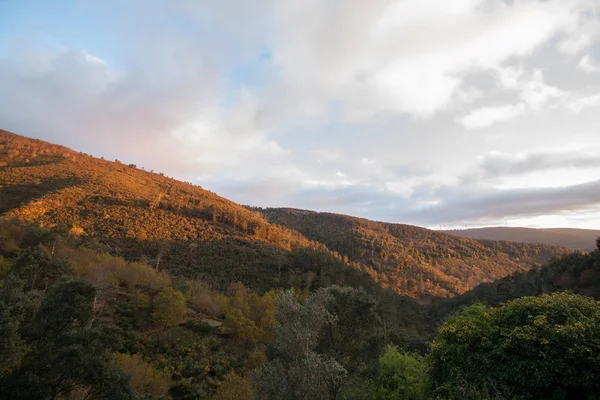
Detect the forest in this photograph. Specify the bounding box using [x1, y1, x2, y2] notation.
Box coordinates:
[1, 130, 600, 399]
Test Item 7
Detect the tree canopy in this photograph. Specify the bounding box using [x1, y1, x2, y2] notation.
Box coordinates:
[429, 292, 600, 399]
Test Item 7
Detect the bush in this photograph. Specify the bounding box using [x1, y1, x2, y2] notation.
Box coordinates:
[429, 292, 600, 399]
[212, 370, 254, 400]
[152, 287, 187, 329]
[373, 345, 428, 400]
[114, 353, 171, 397]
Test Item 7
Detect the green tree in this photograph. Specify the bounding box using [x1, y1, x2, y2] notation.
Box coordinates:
[10, 245, 70, 290]
[0, 278, 134, 400]
[318, 286, 385, 375]
[372, 345, 427, 400]
[429, 292, 600, 399]
[0, 275, 39, 373]
[254, 289, 347, 400]
[152, 287, 187, 329]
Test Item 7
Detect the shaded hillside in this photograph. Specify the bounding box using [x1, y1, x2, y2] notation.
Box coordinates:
[258, 208, 573, 299]
[430, 238, 600, 323]
[445, 226, 600, 251]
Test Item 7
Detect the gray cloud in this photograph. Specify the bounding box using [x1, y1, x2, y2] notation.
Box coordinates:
[398, 179, 600, 225]
[460, 150, 600, 183]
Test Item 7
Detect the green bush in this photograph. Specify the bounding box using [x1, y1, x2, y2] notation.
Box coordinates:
[429, 292, 600, 399]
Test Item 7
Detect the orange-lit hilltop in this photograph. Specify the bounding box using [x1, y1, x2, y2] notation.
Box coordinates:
[0, 128, 572, 299]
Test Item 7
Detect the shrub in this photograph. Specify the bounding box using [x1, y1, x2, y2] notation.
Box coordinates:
[429, 292, 600, 399]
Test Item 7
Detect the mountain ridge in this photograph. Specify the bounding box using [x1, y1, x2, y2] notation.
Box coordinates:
[0, 128, 573, 300]
[444, 226, 600, 251]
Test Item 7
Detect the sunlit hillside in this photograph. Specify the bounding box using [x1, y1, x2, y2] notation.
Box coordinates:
[1, 129, 572, 300]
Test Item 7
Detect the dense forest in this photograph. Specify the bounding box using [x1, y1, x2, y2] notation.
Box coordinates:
[2, 130, 600, 399]
[2, 218, 600, 399]
[259, 208, 572, 298]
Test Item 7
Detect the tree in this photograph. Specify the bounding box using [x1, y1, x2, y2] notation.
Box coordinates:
[213, 370, 254, 400]
[114, 353, 171, 398]
[10, 245, 70, 290]
[317, 286, 385, 375]
[0, 275, 39, 373]
[152, 287, 187, 329]
[0, 278, 135, 400]
[372, 345, 427, 400]
[429, 292, 600, 399]
[254, 289, 347, 400]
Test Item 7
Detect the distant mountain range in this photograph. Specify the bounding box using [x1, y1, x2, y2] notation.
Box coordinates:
[444, 227, 600, 252]
[0, 128, 574, 301]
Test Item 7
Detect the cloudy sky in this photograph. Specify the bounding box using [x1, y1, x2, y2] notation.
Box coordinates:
[2, 0, 600, 229]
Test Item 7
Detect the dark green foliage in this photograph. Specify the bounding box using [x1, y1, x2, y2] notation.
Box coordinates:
[0, 275, 39, 373]
[317, 286, 385, 376]
[10, 245, 70, 290]
[254, 289, 347, 400]
[429, 292, 600, 399]
[0, 279, 135, 400]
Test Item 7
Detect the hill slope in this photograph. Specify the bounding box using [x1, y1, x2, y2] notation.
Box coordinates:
[430, 238, 600, 324]
[258, 208, 573, 298]
[0, 129, 572, 300]
[444, 226, 600, 251]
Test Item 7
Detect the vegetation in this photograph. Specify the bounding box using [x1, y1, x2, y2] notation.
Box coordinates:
[259, 208, 571, 298]
[2, 130, 600, 399]
[429, 293, 600, 399]
[1, 130, 571, 300]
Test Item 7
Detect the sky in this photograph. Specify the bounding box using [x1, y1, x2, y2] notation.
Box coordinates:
[1, 0, 600, 229]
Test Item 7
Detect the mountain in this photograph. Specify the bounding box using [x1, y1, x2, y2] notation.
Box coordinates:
[258, 208, 573, 299]
[444, 226, 600, 251]
[0, 129, 572, 301]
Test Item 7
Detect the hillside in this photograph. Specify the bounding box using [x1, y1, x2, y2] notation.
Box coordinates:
[444, 226, 600, 251]
[258, 208, 573, 299]
[0, 129, 572, 300]
[430, 238, 600, 323]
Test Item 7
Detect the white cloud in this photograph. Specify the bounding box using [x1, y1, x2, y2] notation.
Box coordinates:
[565, 92, 600, 113]
[458, 103, 526, 129]
[578, 54, 600, 72]
[270, 0, 594, 119]
[520, 69, 564, 110]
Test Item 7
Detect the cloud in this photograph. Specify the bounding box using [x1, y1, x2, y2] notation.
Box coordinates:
[468, 150, 600, 179]
[457, 103, 526, 129]
[398, 179, 600, 225]
[565, 92, 600, 113]
[2, 0, 600, 229]
[578, 54, 600, 72]
[0, 43, 286, 178]
[269, 0, 594, 119]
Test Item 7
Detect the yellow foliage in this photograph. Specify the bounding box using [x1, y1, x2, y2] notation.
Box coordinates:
[212, 371, 254, 400]
[152, 287, 187, 329]
[114, 353, 171, 398]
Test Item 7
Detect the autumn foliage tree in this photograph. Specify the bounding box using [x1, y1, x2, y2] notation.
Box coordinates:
[151, 287, 187, 329]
